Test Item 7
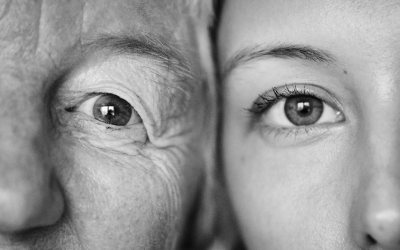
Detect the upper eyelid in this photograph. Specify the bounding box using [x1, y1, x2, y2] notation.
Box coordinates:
[56, 57, 175, 119]
[263, 84, 314, 103]
[65, 92, 103, 111]
[248, 84, 314, 111]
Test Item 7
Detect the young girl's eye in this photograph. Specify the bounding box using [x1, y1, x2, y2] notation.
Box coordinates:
[249, 84, 344, 129]
[263, 95, 342, 127]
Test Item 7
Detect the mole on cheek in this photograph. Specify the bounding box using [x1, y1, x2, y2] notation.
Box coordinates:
[343, 69, 348, 75]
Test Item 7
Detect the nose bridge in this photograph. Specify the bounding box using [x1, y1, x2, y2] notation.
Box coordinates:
[362, 93, 400, 186]
[0, 103, 46, 193]
[0, 72, 64, 232]
[367, 94, 400, 163]
[0, 69, 43, 167]
[0, 71, 46, 164]
[367, 120, 400, 184]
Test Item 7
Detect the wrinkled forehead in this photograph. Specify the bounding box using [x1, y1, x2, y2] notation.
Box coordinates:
[0, 0, 185, 63]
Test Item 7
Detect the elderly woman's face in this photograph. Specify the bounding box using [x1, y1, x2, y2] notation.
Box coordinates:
[219, 0, 400, 249]
[0, 0, 206, 249]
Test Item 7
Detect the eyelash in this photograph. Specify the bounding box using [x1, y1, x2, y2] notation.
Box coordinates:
[247, 84, 315, 114]
[246, 83, 343, 143]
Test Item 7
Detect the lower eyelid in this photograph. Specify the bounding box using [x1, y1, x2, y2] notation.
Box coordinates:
[59, 111, 148, 143]
[256, 123, 332, 147]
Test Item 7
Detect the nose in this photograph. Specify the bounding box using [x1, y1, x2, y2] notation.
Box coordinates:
[0, 110, 64, 233]
[351, 165, 400, 249]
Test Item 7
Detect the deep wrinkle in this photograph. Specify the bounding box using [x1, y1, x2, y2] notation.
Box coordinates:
[81, 35, 194, 91]
[0, 0, 208, 249]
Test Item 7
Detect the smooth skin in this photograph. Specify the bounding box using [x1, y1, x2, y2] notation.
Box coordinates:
[0, 0, 207, 249]
[219, 0, 400, 249]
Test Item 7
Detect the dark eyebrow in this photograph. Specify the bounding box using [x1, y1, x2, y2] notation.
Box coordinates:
[222, 44, 336, 78]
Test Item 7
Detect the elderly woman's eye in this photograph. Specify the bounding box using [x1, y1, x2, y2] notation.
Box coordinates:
[73, 94, 142, 126]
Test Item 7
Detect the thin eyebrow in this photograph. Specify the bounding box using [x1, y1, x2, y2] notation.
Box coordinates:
[222, 44, 336, 78]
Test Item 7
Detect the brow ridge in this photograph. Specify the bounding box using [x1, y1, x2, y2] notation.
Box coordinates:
[82, 34, 192, 75]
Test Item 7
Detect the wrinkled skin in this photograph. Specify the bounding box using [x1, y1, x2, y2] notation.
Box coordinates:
[219, 0, 400, 249]
[0, 0, 206, 249]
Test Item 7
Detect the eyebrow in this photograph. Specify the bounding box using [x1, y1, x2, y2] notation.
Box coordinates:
[222, 44, 336, 78]
[81, 34, 193, 82]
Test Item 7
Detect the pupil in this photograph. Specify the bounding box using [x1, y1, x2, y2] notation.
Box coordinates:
[284, 96, 323, 125]
[93, 94, 132, 126]
[101, 106, 115, 117]
[296, 102, 311, 115]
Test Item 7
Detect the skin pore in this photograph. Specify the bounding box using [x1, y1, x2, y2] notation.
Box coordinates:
[219, 0, 400, 249]
[0, 0, 208, 249]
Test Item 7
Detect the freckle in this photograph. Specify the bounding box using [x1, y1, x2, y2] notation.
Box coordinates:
[343, 69, 348, 75]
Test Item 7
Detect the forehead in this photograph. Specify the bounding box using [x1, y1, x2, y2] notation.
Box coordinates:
[219, 0, 400, 62]
[0, 0, 182, 63]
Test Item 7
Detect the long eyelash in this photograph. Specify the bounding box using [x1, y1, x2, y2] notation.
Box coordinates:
[247, 84, 315, 114]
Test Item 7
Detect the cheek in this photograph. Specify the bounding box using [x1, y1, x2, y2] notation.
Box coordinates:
[223, 128, 361, 249]
[55, 139, 183, 249]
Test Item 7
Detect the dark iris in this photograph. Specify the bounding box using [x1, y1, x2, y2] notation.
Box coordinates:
[284, 95, 323, 126]
[93, 94, 132, 126]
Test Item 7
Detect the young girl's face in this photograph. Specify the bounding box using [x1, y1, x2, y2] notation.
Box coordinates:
[218, 0, 400, 249]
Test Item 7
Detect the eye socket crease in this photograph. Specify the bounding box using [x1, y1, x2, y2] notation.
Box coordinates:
[47, 33, 195, 95]
[78, 35, 200, 135]
[221, 44, 337, 79]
